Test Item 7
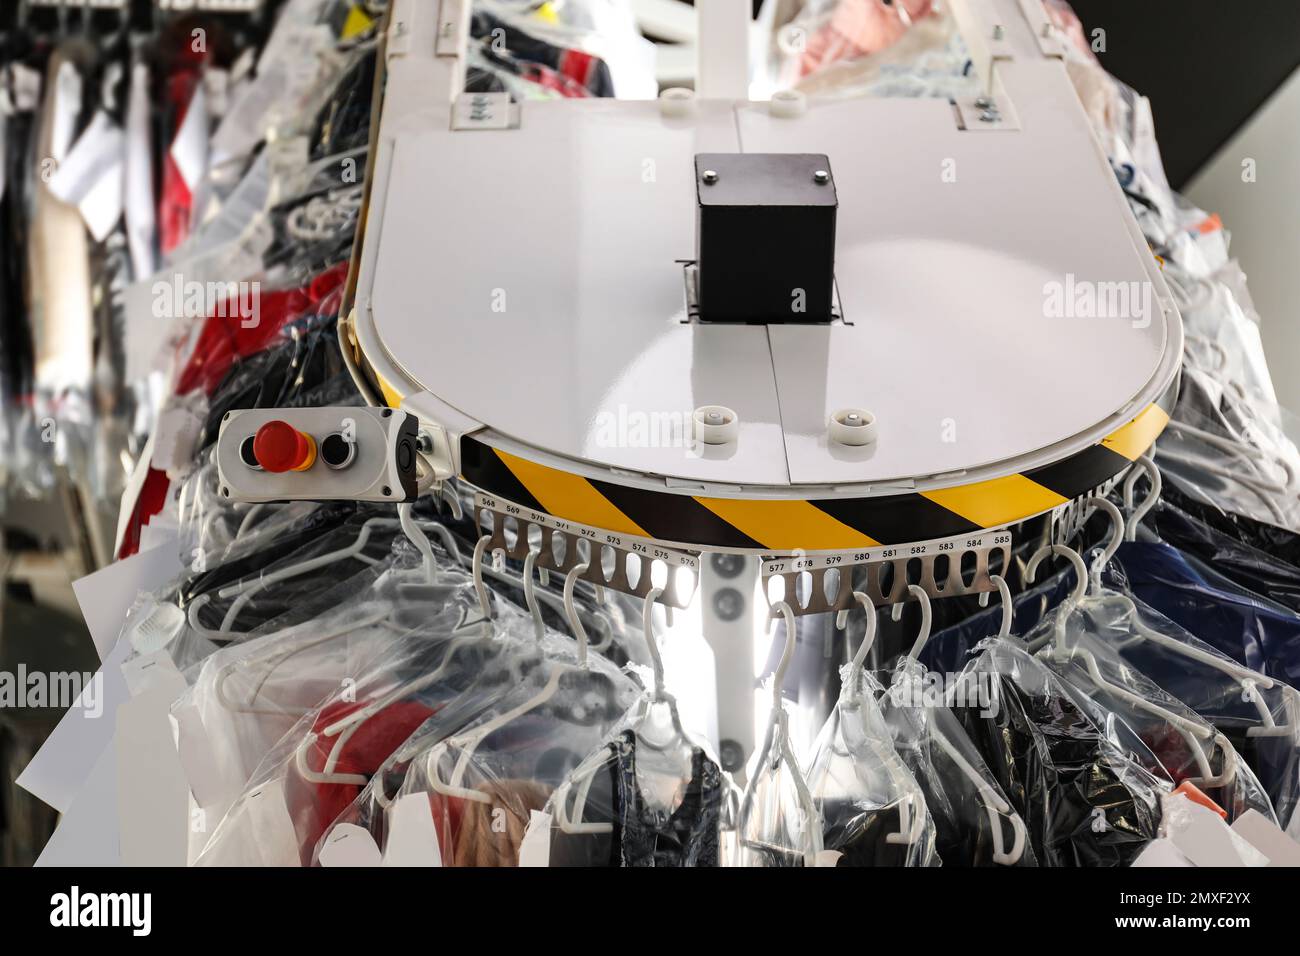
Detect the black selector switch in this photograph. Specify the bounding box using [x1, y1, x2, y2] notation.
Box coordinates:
[321, 433, 356, 470]
[240, 436, 262, 469]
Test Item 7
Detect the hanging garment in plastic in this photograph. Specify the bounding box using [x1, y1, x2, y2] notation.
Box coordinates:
[1141, 494, 1300, 613]
[540, 673, 727, 868]
[1080, 599, 1300, 837]
[953, 639, 1166, 866]
[805, 663, 938, 867]
[306, 622, 642, 868]
[880, 658, 1035, 866]
[1160, 478, 1300, 574]
[1021, 596, 1278, 826]
[1108, 540, 1300, 687]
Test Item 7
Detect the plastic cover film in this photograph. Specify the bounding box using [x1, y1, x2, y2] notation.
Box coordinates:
[297, 622, 641, 868]
[1108, 540, 1300, 688]
[1020, 595, 1277, 827]
[1142, 489, 1300, 614]
[537, 693, 731, 867]
[1074, 593, 1300, 838]
[952, 638, 1166, 866]
[880, 659, 1035, 866]
[182, 555, 488, 865]
[193, 582, 541, 866]
[804, 664, 938, 866]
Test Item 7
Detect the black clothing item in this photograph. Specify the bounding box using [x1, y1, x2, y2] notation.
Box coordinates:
[1142, 495, 1300, 613]
[1160, 478, 1300, 576]
[471, 11, 615, 97]
[550, 731, 722, 866]
[954, 673, 1162, 867]
[308, 43, 376, 160]
[612, 731, 721, 867]
[822, 800, 911, 866]
[201, 314, 362, 451]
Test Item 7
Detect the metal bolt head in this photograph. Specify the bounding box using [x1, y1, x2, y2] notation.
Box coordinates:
[813, 169, 830, 185]
[702, 169, 719, 185]
[974, 95, 992, 109]
[979, 108, 999, 123]
[707, 410, 723, 424]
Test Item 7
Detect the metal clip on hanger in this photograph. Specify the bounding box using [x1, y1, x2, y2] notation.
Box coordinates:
[737, 601, 823, 867]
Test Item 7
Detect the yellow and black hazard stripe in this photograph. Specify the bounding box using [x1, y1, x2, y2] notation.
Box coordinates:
[460, 403, 1172, 552]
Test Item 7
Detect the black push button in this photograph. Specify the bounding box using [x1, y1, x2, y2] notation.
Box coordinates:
[321, 433, 355, 469]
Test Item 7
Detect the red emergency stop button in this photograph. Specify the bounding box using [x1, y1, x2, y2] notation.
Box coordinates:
[252, 420, 317, 473]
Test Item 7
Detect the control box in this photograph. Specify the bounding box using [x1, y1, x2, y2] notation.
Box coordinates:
[215, 406, 419, 503]
[694, 152, 838, 323]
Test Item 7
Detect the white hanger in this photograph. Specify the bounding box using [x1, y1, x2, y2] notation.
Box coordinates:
[830, 595, 927, 848]
[737, 601, 823, 866]
[196, 514, 446, 636]
[892, 584, 933, 662]
[424, 562, 602, 805]
[977, 574, 1013, 639]
[554, 586, 691, 834]
[879, 586, 1026, 864]
[1117, 457, 1289, 736]
[1022, 536, 1232, 788]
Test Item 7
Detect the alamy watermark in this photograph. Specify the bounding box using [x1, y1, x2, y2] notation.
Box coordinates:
[1042, 273, 1153, 329]
[594, 404, 700, 452]
[152, 273, 261, 328]
[886, 669, 999, 719]
[0, 666, 103, 717]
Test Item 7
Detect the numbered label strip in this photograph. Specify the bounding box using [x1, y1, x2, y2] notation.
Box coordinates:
[474, 492, 700, 609]
[762, 530, 1012, 617]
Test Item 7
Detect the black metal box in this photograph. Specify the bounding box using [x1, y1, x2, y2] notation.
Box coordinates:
[694, 152, 837, 323]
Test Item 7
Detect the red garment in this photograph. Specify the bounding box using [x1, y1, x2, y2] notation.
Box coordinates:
[159, 60, 207, 255]
[288, 698, 437, 860]
[173, 263, 348, 397]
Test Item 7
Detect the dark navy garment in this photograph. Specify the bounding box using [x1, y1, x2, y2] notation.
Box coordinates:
[1107, 541, 1300, 687]
[1143, 497, 1300, 614]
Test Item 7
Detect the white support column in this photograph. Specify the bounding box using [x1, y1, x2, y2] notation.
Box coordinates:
[696, 0, 749, 100]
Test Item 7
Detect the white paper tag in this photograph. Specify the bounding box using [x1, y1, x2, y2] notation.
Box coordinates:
[1132, 837, 1194, 867]
[1165, 797, 1269, 867]
[50, 60, 82, 165]
[47, 110, 125, 242]
[1231, 809, 1300, 867]
[319, 823, 383, 867]
[170, 82, 209, 191]
[120, 649, 184, 699]
[151, 397, 208, 479]
[517, 810, 553, 867]
[814, 849, 843, 867]
[244, 778, 304, 866]
[116, 683, 191, 866]
[170, 701, 225, 808]
[381, 794, 444, 867]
